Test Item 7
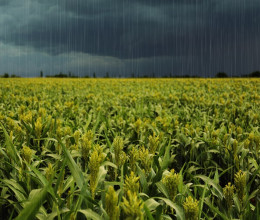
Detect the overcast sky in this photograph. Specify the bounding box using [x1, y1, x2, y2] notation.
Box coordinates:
[0, 0, 260, 77]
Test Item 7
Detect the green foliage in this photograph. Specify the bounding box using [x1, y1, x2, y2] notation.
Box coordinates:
[0, 78, 259, 219]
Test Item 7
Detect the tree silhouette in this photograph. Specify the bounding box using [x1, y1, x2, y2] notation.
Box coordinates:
[249, 71, 260, 77]
[215, 72, 228, 78]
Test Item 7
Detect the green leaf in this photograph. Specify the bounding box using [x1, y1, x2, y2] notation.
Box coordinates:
[143, 203, 155, 220]
[161, 214, 172, 220]
[0, 122, 20, 164]
[145, 198, 160, 212]
[198, 183, 207, 220]
[213, 169, 219, 185]
[155, 205, 163, 219]
[102, 161, 117, 169]
[105, 134, 112, 149]
[186, 165, 201, 175]
[2, 179, 27, 202]
[62, 176, 74, 194]
[46, 153, 61, 160]
[42, 117, 53, 137]
[104, 181, 123, 188]
[243, 189, 259, 209]
[155, 197, 184, 220]
[178, 165, 186, 194]
[20, 120, 33, 135]
[29, 189, 48, 218]
[234, 195, 240, 213]
[54, 157, 67, 194]
[160, 139, 172, 170]
[96, 166, 107, 189]
[204, 198, 229, 220]
[27, 163, 57, 202]
[137, 165, 148, 193]
[58, 139, 85, 189]
[156, 182, 169, 199]
[27, 163, 49, 186]
[194, 175, 223, 199]
[208, 149, 220, 154]
[248, 166, 260, 190]
[84, 113, 92, 131]
[73, 181, 95, 214]
[78, 209, 103, 220]
[15, 185, 48, 220]
[46, 208, 70, 220]
[219, 166, 234, 178]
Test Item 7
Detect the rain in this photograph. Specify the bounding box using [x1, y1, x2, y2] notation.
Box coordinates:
[0, 0, 259, 77]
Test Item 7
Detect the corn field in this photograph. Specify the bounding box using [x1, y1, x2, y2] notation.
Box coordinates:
[0, 78, 259, 220]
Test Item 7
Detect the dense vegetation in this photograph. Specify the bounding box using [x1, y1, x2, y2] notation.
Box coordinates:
[0, 78, 259, 219]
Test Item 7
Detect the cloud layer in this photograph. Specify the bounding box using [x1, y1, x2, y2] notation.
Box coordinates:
[0, 0, 260, 76]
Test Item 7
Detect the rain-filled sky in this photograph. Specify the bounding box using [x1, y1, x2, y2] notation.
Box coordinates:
[0, 0, 260, 77]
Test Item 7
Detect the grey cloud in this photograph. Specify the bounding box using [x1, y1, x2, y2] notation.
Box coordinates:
[0, 0, 9, 6]
[0, 0, 260, 76]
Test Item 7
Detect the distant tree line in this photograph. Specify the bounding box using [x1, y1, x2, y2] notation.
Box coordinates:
[241, 71, 260, 78]
[44, 71, 98, 78]
[45, 71, 79, 78]
[0, 73, 21, 78]
[42, 71, 260, 78]
[214, 71, 260, 78]
[1, 71, 260, 78]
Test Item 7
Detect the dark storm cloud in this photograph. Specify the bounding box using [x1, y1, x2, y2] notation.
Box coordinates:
[1, 0, 260, 76]
[134, 0, 205, 5]
[2, 0, 174, 58]
[0, 0, 9, 6]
